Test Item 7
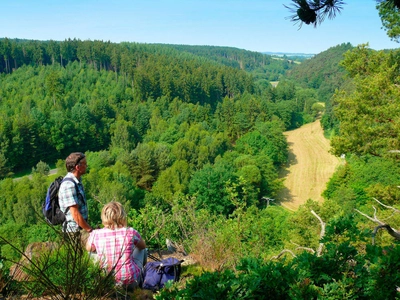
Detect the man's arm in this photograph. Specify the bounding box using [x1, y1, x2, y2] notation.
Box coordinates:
[69, 204, 92, 233]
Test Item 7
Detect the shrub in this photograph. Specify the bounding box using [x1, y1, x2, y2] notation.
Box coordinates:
[1, 231, 117, 299]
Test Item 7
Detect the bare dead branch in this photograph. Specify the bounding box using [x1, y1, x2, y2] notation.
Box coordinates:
[354, 209, 385, 226]
[295, 247, 315, 254]
[373, 198, 400, 213]
[373, 206, 378, 219]
[311, 210, 326, 256]
[290, 241, 300, 247]
[355, 202, 400, 244]
[270, 249, 297, 260]
[290, 241, 315, 254]
[272, 211, 326, 260]
[372, 224, 400, 244]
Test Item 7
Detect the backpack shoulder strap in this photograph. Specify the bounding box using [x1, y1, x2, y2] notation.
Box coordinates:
[59, 178, 84, 221]
[62, 177, 78, 186]
[61, 177, 83, 202]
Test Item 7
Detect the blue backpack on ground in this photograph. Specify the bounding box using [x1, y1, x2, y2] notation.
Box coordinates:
[142, 256, 183, 291]
[42, 176, 77, 225]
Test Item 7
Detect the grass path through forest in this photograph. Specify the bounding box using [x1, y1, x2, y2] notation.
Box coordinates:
[277, 119, 341, 210]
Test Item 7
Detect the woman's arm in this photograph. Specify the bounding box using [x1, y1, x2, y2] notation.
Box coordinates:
[135, 238, 146, 250]
[85, 234, 96, 252]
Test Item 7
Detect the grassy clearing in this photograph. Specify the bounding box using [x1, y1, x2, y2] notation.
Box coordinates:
[277, 120, 340, 210]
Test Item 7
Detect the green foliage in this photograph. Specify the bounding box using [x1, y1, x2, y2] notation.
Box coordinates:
[0, 39, 303, 180]
[331, 46, 400, 157]
[128, 205, 170, 250]
[189, 162, 236, 216]
[0, 151, 10, 179]
[110, 119, 138, 152]
[286, 43, 351, 102]
[156, 269, 236, 299]
[323, 214, 371, 249]
[0, 174, 48, 226]
[2, 37, 399, 298]
[0, 223, 27, 266]
[1, 233, 116, 298]
[235, 130, 270, 156]
[285, 43, 353, 132]
[157, 256, 308, 299]
[159, 241, 400, 299]
[286, 200, 323, 248]
[363, 244, 400, 299]
[84, 160, 144, 217]
[31, 161, 50, 175]
[253, 120, 288, 165]
[323, 155, 400, 208]
[150, 160, 191, 206]
[127, 196, 209, 252]
[378, 0, 400, 42]
[188, 205, 291, 270]
[158, 44, 296, 81]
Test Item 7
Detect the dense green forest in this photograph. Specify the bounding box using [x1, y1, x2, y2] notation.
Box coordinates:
[151, 44, 296, 81]
[1, 37, 400, 298]
[285, 43, 352, 102]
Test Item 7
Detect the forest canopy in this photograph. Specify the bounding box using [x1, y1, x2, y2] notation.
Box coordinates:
[0, 37, 400, 298]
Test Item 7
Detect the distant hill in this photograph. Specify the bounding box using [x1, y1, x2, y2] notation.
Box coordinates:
[284, 43, 353, 103]
[154, 44, 297, 81]
[263, 51, 315, 58]
[283, 42, 354, 133]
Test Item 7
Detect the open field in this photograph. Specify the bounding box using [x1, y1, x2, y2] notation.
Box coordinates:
[277, 120, 341, 210]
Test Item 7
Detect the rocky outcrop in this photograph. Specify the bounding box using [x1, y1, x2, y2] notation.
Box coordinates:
[9, 242, 58, 282]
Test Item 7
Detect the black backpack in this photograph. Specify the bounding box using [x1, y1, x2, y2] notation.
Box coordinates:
[42, 176, 77, 225]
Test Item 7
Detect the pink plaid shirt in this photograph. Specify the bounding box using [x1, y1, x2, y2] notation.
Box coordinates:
[88, 227, 142, 284]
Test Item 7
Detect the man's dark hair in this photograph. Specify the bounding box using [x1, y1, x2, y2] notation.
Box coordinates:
[65, 152, 86, 172]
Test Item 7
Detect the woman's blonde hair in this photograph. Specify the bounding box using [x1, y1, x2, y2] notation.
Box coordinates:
[101, 201, 127, 229]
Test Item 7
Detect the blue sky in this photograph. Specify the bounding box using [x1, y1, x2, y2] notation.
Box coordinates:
[1, 0, 399, 54]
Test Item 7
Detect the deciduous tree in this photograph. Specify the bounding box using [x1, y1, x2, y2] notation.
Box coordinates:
[330, 45, 400, 157]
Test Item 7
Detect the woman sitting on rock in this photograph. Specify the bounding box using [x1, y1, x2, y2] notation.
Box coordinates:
[86, 201, 147, 290]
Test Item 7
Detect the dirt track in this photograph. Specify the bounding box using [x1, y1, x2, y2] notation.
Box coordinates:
[277, 120, 341, 210]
